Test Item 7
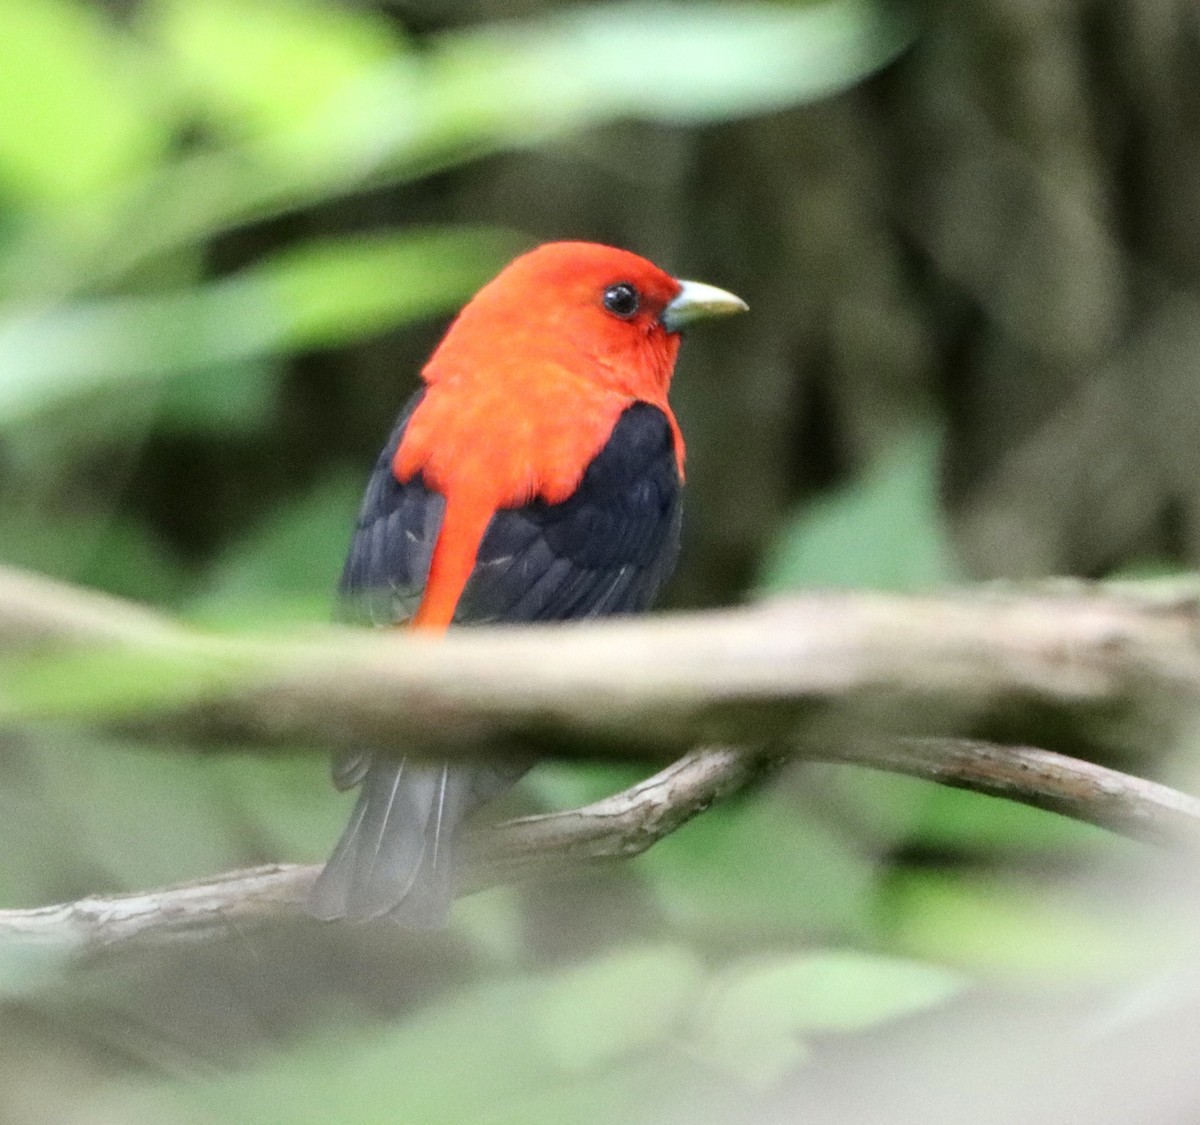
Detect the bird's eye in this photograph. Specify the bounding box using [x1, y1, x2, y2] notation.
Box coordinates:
[602, 282, 640, 318]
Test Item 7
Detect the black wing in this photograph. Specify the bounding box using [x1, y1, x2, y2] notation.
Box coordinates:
[337, 388, 442, 628]
[310, 391, 682, 925]
[456, 399, 682, 623]
[339, 390, 683, 627]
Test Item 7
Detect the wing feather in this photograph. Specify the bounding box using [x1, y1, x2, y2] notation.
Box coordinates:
[310, 397, 682, 925]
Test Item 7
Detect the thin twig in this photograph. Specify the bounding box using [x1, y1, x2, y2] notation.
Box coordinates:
[466, 745, 764, 884]
[818, 738, 1200, 846]
[0, 736, 1197, 953]
[0, 746, 759, 953]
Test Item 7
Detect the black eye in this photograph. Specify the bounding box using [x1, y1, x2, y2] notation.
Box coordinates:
[602, 282, 640, 318]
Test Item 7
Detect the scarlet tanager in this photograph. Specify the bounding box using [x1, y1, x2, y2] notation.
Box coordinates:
[309, 241, 747, 926]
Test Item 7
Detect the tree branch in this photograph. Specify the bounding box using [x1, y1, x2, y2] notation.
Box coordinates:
[1, 735, 1198, 953]
[6, 565, 1200, 765]
[0, 746, 760, 953]
[4, 565, 1200, 952]
[824, 738, 1200, 846]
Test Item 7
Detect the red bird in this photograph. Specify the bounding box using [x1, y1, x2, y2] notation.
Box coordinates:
[309, 241, 746, 925]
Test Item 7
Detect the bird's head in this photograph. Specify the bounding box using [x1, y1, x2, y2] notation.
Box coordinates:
[423, 241, 747, 400]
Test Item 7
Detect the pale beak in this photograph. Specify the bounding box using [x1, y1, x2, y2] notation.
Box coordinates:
[660, 279, 748, 332]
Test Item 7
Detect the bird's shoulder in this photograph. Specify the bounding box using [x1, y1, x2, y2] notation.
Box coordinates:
[458, 401, 682, 621]
[340, 391, 682, 625]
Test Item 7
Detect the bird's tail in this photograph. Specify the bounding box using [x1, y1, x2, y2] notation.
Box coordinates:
[307, 757, 472, 927]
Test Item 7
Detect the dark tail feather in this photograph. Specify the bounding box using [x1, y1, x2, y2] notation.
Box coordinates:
[307, 757, 471, 927]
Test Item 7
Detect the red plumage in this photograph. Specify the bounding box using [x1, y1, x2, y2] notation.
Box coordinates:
[309, 241, 745, 925]
[397, 243, 687, 630]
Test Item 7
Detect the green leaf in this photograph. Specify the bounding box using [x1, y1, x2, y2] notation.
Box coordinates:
[194, 473, 365, 624]
[910, 782, 1122, 858]
[151, 0, 401, 142]
[15, 0, 912, 291]
[524, 761, 647, 815]
[0, 941, 76, 998]
[77, 945, 705, 1123]
[0, 287, 265, 425]
[805, 763, 1122, 862]
[694, 951, 965, 1084]
[262, 226, 524, 349]
[0, 727, 342, 911]
[0, 226, 516, 428]
[0, 734, 240, 902]
[0, 0, 164, 207]
[64, 944, 957, 1120]
[154, 358, 279, 436]
[201, 752, 347, 863]
[0, 505, 184, 604]
[535, 945, 704, 1071]
[452, 0, 914, 131]
[758, 426, 958, 592]
[880, 872, 1157, 981]
[636, 792, 879, 939]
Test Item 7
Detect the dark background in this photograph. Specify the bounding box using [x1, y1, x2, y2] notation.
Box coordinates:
[2, 1, 1200, 1121]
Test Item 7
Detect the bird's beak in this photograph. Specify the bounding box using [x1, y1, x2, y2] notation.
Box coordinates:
[660, 279, 748, 333]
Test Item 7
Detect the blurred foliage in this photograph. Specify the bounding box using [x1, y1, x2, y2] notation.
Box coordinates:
[2, 0, 1200, 1122]
[756, 425, 959, 593]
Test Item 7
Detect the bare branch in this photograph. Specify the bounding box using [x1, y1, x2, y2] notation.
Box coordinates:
[4, 566, 1200, 953]
[1, 735, 1198, 954]
[466, 745, 763, 885]
[0, 746, 759, 953]
[0, 564, 180, 650]
[6, 565, 1200, 765]
[819, 738, 1200, 846]
[0, 862, 314, 952]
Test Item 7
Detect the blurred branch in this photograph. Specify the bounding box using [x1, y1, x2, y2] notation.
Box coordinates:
[6, 565, 1200, 760]
[7, 564, 1200, 949]
[0, 746, 759, 953]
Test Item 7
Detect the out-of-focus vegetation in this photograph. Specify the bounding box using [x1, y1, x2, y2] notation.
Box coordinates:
[3, 1, 1200, 1122]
